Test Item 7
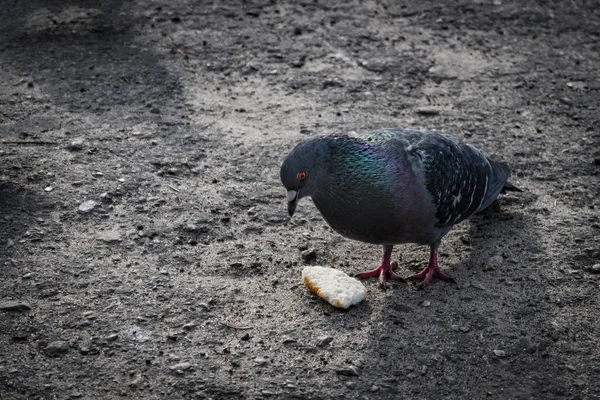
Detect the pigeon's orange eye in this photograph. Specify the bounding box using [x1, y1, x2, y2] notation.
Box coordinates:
[297, 171, 307, 180]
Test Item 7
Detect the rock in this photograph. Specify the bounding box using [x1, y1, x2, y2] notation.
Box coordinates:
[317, 336, 334, 347]
[182, 322, 197, 331]
[421, 300, 431, 307]
[99, 192, 113, 203]
[105, 334, 119, 341]
[67, 138, 85, 151]
[301, 249, 317, 262]
[242, 64, 259, 75]
[44, 186, 53, 192]
[254, 357, 268, 366]
[129, 375, 143, 388]
[240, 333, 251, 341]
[559, 97, 572, 105]
[0, 301, 31, 312]
[483, 254, 503, 271]
[415, 107, 441, 116]
[97, 230, 121, 243]
[336, 366, 360, 376]
[493, 349, 506, 357]
[167, 331, 183, 340]
[566, 81, 587, 89]
[589, 264, 600, 273]
[78, 200, 97, 214]
[45, 340, 69, 356]
[82, 311, 96, 319]
[281, 336, 296, 344]
[169, 362, 193, 373]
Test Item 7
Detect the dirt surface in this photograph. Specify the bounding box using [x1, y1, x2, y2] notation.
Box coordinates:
[1, 1, 599, 399]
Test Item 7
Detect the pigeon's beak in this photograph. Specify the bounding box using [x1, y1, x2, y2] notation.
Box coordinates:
[287, 190, 298, 217]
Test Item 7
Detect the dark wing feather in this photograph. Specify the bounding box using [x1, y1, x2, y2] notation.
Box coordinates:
[396, 130, 510, 227]
[478, 159, 511, 212]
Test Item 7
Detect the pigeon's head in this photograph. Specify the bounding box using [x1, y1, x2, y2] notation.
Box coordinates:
[280, 137, 328, 217]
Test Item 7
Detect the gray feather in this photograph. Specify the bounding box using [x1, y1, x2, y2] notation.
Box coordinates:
[280, 128, 517, 247]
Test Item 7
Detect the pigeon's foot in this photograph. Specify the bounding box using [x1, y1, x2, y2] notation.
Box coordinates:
[407, 246, 455, 289]
[356, 261, 401, 285]
[408, 263, 454, 289]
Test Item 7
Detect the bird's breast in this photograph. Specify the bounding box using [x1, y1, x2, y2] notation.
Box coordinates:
[312, 191, 436, 245]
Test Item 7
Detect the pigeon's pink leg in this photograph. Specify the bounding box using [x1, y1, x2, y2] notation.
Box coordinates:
[357, 246, 401, 285]
[409, 247, 454, 289]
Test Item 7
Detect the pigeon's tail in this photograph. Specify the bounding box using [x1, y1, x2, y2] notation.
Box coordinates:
[502, 181, 522, 193]
[477, 160, 512, 212]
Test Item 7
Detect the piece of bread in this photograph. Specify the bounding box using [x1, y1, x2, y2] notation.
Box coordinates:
[302, 266, 367, 309]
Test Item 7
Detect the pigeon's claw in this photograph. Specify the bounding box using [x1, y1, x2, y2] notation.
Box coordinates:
[407, 247, 455, 289]
[409, 263, 455, 289]
[356, 261, 402, 285]
[355, 247, 405, 288]
[356, 265, 385, 279]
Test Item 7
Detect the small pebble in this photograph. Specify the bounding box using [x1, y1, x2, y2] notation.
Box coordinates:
[0, 301, 31, 312]
[254, 357, 268, 366]
[317, 336, 334, 347]
[183, 322, 197, 331]
[493, 349, 506, 357]
[44, 186, 53, 192]
[67, 138, 84, 151]
[336, 366, 359, 376]
[45, 340, 69, 356]
[78, 200, 97, 214]
[99, 192, 113, 203]
[105, 334, 119, 341]
[589, 264, 600, 274]
[421, 300, 431, 307]
[281, 336, 296, 344]
[169, 362, 193, 372]
[415, 107, 441, 116]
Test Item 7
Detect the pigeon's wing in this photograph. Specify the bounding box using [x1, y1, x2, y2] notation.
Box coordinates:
[396, 130, 510, 227]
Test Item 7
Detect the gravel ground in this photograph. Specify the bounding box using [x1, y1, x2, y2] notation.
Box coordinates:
[0, 1, 599, 399]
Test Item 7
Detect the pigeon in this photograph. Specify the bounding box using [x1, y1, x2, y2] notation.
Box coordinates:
[280, 128, 520, 288]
